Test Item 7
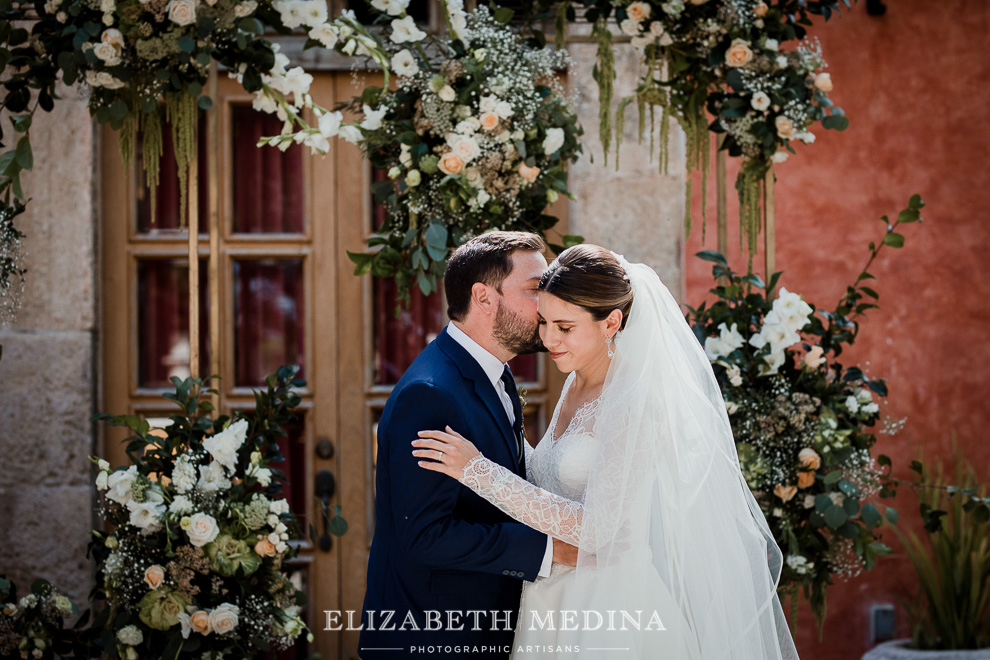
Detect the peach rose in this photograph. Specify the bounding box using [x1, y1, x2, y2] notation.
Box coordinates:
[798, 448, 821, 471]
[814, 72, 833, 93]
[144, 565, 165, 589]
[753, 1, 768, 17]
[725, 39, 753, 68]
[797, 471, 816, 489]
[775, 115, 797, 140]
[518, 163, 540, 183]
[774, 484, 797, 503]
[254, 537, 277, 558]
[626, 1, 650, 22]
[438, 152, 465, 175]
[189, 610, 212, 636]
[479, 111, 500, 131]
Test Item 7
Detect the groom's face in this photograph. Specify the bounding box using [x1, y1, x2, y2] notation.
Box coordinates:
[491, 249, 548, 356]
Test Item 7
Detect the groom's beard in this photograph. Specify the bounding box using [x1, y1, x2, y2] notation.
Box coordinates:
[493, 301, 546, 355]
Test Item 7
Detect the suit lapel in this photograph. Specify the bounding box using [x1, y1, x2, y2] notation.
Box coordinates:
[437, 328, 521, 470]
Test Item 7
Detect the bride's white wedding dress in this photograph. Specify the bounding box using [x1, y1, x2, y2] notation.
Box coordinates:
[459, 254, 799, 660]
[463, 373, 702, 658]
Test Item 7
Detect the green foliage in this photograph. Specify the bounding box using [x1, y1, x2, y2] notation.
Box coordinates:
[885, 449, 990, 650]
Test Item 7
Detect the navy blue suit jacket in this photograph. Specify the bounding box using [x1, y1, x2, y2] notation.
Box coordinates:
[359, 327, 547, 659]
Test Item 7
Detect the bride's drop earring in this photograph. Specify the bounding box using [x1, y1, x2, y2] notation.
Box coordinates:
[605, 335, 614, 359]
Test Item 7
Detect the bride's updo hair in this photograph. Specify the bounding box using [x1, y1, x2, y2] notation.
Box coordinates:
[538, 245, 634, 330]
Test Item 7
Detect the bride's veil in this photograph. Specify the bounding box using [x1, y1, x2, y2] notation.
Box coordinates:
[571, 255, 799, 659]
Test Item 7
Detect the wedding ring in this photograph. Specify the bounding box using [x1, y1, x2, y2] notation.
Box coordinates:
[436, 450, 443, 461]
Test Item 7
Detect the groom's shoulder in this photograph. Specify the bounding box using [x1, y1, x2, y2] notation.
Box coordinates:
[392, 334, 462, 394]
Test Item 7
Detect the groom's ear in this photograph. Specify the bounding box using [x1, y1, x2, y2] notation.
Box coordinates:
[470, 282, 497, 317]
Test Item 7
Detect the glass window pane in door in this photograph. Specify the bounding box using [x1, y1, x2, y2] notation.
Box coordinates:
[231, 105, 304, 234]
[373, 276, 445, 386]
[270, 416, 308, 530]
[137, 259, 210, 388]
[234, 259, 305, 386]
[136, 114, 208, 235]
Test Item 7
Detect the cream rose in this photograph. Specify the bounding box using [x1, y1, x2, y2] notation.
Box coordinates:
[450, 135, 480, 163]
[144, 565, 165, 589]
[814, 72, 833, 92]
[754, 1, 768, 17]
[438, 153, 465, 175]
[166, 0, 196, 26]
[626, 1, 650, 22]
[797, 471, 815, 489]
[518, 163, 540, 183]
[189, 610, 212, 635]
[773, 484, 797, 503]
[117, 625, 144, 646]
[751, 91, 770, 112]
[798, 448, 821, 471]
[186, 512, 220, 547]
[725, 39, 753, 68]
[775, 115, 797, 140]
[479, 111, 500, 131]
[209, 603, 239, 635]
[542, 127, 565, 155]
[101, 28, 124, 49]
[93, 41, 121, 66]
[438, 85, 456, 102]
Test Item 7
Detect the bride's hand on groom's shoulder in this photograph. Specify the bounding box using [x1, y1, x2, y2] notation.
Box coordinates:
[412, 426, 481, 481]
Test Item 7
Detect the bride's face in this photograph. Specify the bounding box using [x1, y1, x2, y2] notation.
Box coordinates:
[537, 293, 612, 375]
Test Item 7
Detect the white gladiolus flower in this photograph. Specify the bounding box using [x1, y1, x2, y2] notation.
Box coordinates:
[308, 22, 338, 48]
[96, 471, 108, 490]
[361, 105, 387, 130]
[274, 0, 306, 28]
[299, 0, 327, 28]
[759, 349, 787, 376]
[751, 91, 771, 112]
[270, 499, 291, 515]
[338, 125, 363, 144]
[856, 388, 874, 403]
[448, 8, 467, 39]
[303, 132, 330, 153]
[725, 364, 743, 387]
[542, 127, 565, 155]
[786, 555, 813, 575]
[390, 16, 426, 43]
[390, 49, 419, 77]
[247, 463, 274, 486]
[127, 499, 165, 534]
[106, 466, 138, 506]
[704, 322, 746, 361]
[371, 0, 409, 15]
[98, 459, 110, 471]
[773, 288, 814, 328]
[203, 418, 248, 474]
[318, 110, 343, 138]
[252, 91, 278, 115]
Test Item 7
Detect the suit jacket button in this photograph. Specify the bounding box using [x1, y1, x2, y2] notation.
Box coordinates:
[502, 569, 509, 575]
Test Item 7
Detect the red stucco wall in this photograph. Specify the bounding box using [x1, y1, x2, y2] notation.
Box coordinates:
[683, 1, 990, 657]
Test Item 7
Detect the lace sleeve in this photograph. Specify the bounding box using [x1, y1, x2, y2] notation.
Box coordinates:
[461, 455, 583, 547]
[524, 441, 535, 481]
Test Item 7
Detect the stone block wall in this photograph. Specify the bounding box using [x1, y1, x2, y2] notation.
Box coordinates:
[0, 84, 98, 607]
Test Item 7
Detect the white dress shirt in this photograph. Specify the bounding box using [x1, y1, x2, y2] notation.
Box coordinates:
[446, 321, 554, 578]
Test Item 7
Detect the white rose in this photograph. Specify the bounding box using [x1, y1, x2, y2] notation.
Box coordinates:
[106, 466, 138, 506]
[93, 41, 121, 66]
[449, 134, 480, 163]
[751, 91, 770, 112]
[493, 101, 514, 120]
[209, 603, 239, 635]
[620, 18, 640, 36]
[99, 0, 114, 11]
[233, 0, 257, 16]
[438, 85, 456, 102]
[456, 117, 481, 134]
[390, 49, 419, 77]
[542, 127, 565, 155]
[479, 94, 497, 113]
[763, 38, 779, 52]
[127, 499, 165, 534]
[186, 512, 220, 547]
[390, 15, 426, 43]
[166, 0, 196, 26]
[203, 418, 248, 474]
[117, 625, 144, 646]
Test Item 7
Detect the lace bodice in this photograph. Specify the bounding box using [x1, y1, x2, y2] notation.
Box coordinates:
[460, 373, 600, 547]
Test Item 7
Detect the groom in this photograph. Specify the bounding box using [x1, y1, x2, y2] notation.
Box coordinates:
[359, 232, 577, 659]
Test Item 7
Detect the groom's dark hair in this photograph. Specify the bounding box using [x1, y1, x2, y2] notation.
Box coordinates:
[445, 231, 547, 321]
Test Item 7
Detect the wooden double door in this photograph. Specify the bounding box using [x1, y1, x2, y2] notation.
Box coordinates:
[100, 71, 565, 659]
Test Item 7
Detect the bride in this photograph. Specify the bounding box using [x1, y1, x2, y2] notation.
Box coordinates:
[412, 245, 799, 659]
